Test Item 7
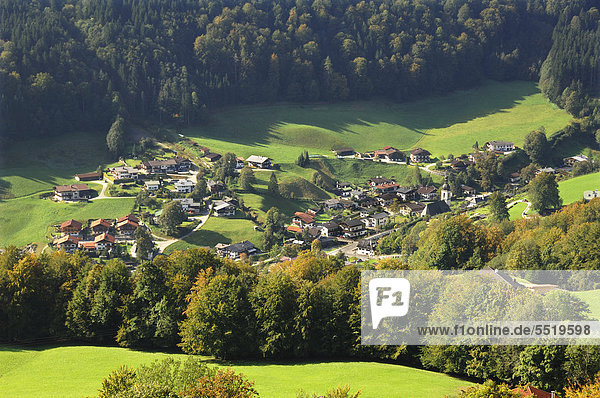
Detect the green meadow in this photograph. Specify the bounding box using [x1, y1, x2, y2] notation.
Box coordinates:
[571, 290, 600, 321]
[508, 202, 528, 221]
[558, 171, 600, 205]
[0, 345, 474, 398]
[184, 80, 571, 162]
[0, 197, 135, 247]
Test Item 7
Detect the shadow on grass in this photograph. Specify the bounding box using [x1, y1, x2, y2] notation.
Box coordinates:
[183, 80, 540, 150]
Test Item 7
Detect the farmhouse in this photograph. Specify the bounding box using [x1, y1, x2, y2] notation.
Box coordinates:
[207, 180, 224, 193]
[357, 238, 378, 256]
[205, 153, 221, 162]
[333, 147, 355, 157]
[563, 154, 588, 166]
[217, 240, 257, 259]
[485, 141, 514, 152]
[116, 219, 139, 236]
[144, 180, 160, 191]
[466, 195, 487, 208]
[340, 219, 367, 238]
[292, 211, 315, 227]
[374, 146, 404, 162]
[60, 219, 83, 235]
[422, 201, 451, 216]
[397, 187, 416, 201]
[54, 184, 94, 201]
[377, 192, 398, 207]
[174, 179, 195, 193]
[246, 155, 272, 169]
[286, 225, 303, 234]
[110, 166, 140, 180]
[75, 172, 102, 181]
[94, 233, 115, 251]
[509, 172, 521, 183]
[368, 177, 394, 186]
[399, 202, 426, 216]
[536, 167, 556, 175]
[236, 156, 245, 169]
[118, 214, 140, 224]
[409, 148, 431, 163]
[142, 157, 192, 173]
[90, 219, 111, 235]
[319, 221, 340, 237]
[321, 198, 343, 211]
[374, 182, 400, 194]
[174, 198, 203, 214]
[362, 212, 389, 228]
[213, 200, 236, 217]
[450, 159, 469, 172]
[461, 185, 476, 196]
[416, 186, 437, 200]
[54, 235, 80, 253]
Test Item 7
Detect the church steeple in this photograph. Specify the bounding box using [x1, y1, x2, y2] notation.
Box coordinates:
[441, 177, 452, 205]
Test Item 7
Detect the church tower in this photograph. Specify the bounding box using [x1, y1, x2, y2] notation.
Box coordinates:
[441, 178, 452, 205]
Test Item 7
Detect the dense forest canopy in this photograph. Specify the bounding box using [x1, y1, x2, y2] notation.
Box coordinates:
[1, 0, 598, 140]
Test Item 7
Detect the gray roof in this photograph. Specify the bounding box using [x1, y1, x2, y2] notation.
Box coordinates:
[422, 201, 451, 216]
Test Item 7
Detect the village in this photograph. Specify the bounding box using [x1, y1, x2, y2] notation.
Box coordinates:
[47, 135, 595, 264]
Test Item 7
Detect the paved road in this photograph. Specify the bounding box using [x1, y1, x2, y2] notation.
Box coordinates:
[153, 204, 212, 253]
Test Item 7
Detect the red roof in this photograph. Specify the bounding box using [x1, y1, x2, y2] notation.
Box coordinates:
[91, 219, 111, 228]
[287, 225, 303, 233]
[54, 235, 80, 245]
[293, 212, 315, 224]
[512, 386, 553, 398]
[375, 182, 399, 190]
[94, 233, 115, 244]
[117, 214, 139, 223]
[80, 241, 96, 250]
[382, 146, 394, 150]
[60, 219, 82, 230]
[117, 219, 139, 230]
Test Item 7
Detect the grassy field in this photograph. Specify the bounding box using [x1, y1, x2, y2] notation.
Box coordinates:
[0, 345, 474, 398]
[183, 80, 571, 162]
[164, 213, 263, 254]
[0, 197, 135, 247]
[558, 172, 600, 205]
[571, 290, 600, 321]
[508, 202, 527, 221]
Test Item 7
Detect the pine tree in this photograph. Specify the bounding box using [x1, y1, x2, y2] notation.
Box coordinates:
[268, 172, 279, 196]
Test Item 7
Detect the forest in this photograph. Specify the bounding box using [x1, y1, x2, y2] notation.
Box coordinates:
[1, 0, 599, 141]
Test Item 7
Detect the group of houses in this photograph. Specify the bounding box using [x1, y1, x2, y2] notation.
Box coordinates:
[52, 214, 142, 254]
[333, 146, 433, 164]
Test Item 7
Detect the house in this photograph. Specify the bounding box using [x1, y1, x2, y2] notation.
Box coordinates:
[213, 200, 236, 217]
[218, 240, 257, 259]
[60, 219, 82, 235]
[485, 140, 514, 153]
[512, 385, 555, 398]
[368, 177, 394, 187]
[377, 192, 398, 207]
[422, 201, 451, 217]
[374, 146, 404, 162]
[236, 157, 245, 169]
[450, 159, 468, 172]
[466, 195, 487, 208]
[333, 147, 355, 157]
[94, 233, 115, 251]
[320, 221, 340, 237]
[509, 172, 521, 183]
[142, 157, 192, 173]
[75, 172, 102, 181]
[374, 182, 400, 194]
[563, 154, 588, 166]
[363, 212, 389, 228]
[359, 207, 375, 218]
[461, 185, 476, 196]
[536, 167, 556, 175]
[174, 179, 195, 193]
[116, 219, 139, 236]
[336, 181, 352, 189]
[286, 225, 303, 234]
[399, 202, 426, 216]
[359, 196, 378, 208]
[90, 219, 111, 235]
[417, 186, 437, 200]
[174, 198, 203, 214]
[54, 184, 94, 201]
[246, 155, 272, 169]
[584, 191, 600, 201]
[349, 189, 366, 200]
[207, 180, 224, 194]
[292, 212, 315, 227]
[118, 214, 140, 224]
[54, 235, 80, 253]
[357, 238, 378, 256]
[409, 148, 431, 163]
[205, 153, 221, 162]
[340, 219, 367, 238]
[110, 166, 140, 180]
[397, 187, 416, 201]
[321, 198, 343, 211]
[145, 180, 160, 191]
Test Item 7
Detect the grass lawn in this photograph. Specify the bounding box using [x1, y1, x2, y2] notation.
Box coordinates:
[0, 345, 474, 398]
[0, 197, 135, 247]
[571, 290, 600, 321]
[508, 202, 527, 221]
[558, 172, 600, 205]
[164, 213, 262, 254]
[183, 80, 571, 162]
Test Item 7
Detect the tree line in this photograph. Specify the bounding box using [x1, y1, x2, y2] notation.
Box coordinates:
[0, 0, 579, 139]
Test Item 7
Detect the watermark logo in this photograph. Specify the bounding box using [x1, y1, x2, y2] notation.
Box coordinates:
[369, 277, 411, 329]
